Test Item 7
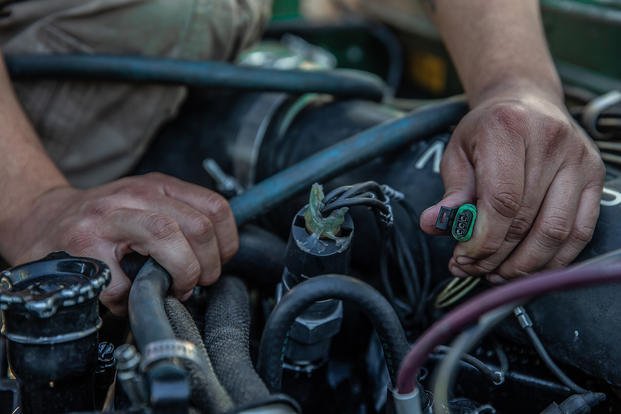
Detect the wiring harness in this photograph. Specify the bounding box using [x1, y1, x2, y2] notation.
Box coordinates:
[306, 181, 433, 330]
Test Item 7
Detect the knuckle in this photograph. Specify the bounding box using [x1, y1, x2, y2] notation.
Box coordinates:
[80, 195, 118, 218]
[144, 214, 180, 241]
[476, 239, 504, 258]
[185, 259, 201, 284]
[499, 266, 529, 280]
[64, 220, 97, 253]
[489, 103, 529, 136]
[205, 193, 233, 223]
[571, 224, 595, 244]
[505, 214, 532, 242]
[489, 191, 522, 219]
[538, 215, 572, 246]
[466, 260, 497, 275]
[541, 117, 570, 143]
[188, 215, 215, 241]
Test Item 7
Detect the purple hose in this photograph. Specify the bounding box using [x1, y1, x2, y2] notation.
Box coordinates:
[396, 261, 621, 393]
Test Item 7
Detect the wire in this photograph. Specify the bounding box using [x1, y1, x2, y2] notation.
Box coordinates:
[319, 181, 431, 330]
[431, 305, 516, 413]
[396, 258, 621, 394]
[434, 345, 504, 385]
[514, 306, 588, 394]
[435, 277, 481, 308]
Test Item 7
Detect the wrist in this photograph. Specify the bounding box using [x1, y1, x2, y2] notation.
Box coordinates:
[0, 183, 75, 263]
[469, 74, 564, 110]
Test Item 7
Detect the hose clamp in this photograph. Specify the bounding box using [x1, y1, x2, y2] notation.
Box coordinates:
[140, 339, 204, 372]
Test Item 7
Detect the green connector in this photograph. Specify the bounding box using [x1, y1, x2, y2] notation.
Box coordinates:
[451, 203, 477, 242]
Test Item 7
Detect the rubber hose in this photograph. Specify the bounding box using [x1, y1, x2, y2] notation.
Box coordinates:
[203, 276, 272, 406]
[257, 274, 409, 391]
[223, 226, 285, 285]
[128, 259, 175, 351]
[164, 297, 234, 413]
[397, 259, 621, 394]
[4, 54, 386, 101]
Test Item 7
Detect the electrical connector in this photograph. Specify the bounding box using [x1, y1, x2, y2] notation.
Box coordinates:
[434, 203, 477, 242]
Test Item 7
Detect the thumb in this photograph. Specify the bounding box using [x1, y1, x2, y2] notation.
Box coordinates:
[420, 146, 476, 235]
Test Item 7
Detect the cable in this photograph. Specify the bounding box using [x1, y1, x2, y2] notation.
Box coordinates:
[514, 306, 587, 394]
[229, 98, 468, 225]
[4, 54, 387, 101]
[257, 274, 409, 391]
[396, 258, 621, 394]
[434, 345, 504, 385]
[432, 305, 515, 413]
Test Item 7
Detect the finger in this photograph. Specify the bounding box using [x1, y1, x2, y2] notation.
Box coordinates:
[546, 183, 602, 268]
[452, 131, 525, 262]
[79, 243, 131, 315]
[146, 173, 239, 262]
[455, 150, 559, 275]
[104, 208, 201, 298]
[496, 168, 583, 279]
[420, 142, 476, 235]
[151, 197, 221, 285]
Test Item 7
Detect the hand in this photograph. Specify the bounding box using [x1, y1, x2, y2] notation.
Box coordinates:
[420, 88, 605, 282]
[0, 172, 238, 314]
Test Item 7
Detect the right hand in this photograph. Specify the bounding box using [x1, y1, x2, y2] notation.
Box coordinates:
[0, 172, 238, 314]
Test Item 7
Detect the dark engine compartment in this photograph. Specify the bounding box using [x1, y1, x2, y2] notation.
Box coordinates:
[2, 47, 621, 414]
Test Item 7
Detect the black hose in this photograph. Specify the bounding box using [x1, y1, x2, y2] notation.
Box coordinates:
[203, 277, 273, 406]
[223, 226, 286, 286]
[164, 298, 234, 413]
[128, 259, 175, 351]
[4, 54, 386, 101]
[257, 274, 409, 391]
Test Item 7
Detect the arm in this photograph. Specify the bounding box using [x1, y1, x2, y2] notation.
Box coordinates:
[419, 1, 605, 281]
[0, 55, 238, 313]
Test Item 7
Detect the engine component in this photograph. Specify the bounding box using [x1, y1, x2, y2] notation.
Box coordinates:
[401, 255, 621, 396]
[277, 196, 353, 373]
[258, 274, 409, 393]
[0, 252, 110, 414]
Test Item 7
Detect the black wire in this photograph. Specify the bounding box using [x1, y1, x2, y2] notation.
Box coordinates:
[524, 325, 587, 394]
[322, 197, 390, 215]
[434, 345, 503, 385]
[340, 181, 386, 200]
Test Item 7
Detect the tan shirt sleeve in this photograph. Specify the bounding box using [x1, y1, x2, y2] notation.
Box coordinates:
[0, 0, 272, 187]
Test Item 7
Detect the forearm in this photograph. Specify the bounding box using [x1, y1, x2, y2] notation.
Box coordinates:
[426, 0, 562, 106]
[0, 55, 68, 236]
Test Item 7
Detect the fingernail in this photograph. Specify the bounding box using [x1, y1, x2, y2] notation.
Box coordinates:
[449, 265, 469, 278]
[181, 290, 193, 301]
[487, 274, 507, 285]
[456, 256, 475, 265]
